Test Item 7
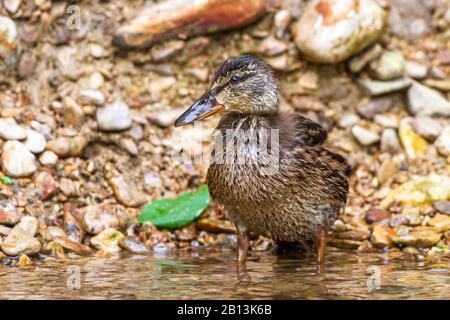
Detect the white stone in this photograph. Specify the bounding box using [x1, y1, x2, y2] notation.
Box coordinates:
[96, 100, 132, 132]
[0, 118, 26, 140]
[352, 125, 380, 146]
[23, 129, 46, 154]
[1, 141, 37, 178]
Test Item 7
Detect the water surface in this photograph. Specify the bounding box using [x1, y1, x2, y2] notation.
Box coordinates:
[0, 249, 448, 299]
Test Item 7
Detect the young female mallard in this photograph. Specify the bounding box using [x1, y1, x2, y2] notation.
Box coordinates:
[175, 55, 351, 272]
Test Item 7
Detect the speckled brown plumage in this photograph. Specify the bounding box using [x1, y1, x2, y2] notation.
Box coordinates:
[174, 55, 351, 271]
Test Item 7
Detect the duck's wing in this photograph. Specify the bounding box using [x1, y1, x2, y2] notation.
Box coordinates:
[292, 115, 328, 147]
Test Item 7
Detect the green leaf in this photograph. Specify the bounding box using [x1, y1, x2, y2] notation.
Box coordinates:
[139, 185, 210, 229]
[1, 176, 12, 185]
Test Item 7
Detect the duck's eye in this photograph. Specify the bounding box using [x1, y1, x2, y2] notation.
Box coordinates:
[230, 75, 240, 84]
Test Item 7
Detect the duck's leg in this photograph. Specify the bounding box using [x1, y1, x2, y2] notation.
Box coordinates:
[237, 229, 249, 266]
[315, 228, 327, 274]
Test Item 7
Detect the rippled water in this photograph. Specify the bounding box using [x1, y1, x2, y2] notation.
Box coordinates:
[0, 248, 449, 299]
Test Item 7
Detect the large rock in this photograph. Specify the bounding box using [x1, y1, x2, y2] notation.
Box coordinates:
[292, 0, 386, 64]
[1, 141, 37, 178]
[97, 100, 132, 132]
[113, 0, 277, 50]
[407, 80, 450, 117]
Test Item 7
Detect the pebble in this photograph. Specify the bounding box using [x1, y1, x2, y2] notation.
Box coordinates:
[433, 201, 450, 215]
[197, 218, 236, 234]
[81, 204, 121, 235]
[118, 238, 148, 254]
[377, 158, 399, 184]
[46, 226, 67, 240]
[266, 54, 288, 71]
[358, 78, 411, 96]
[380, 128, 401, 154]
[59, 178, 78, 197]
[63, 97, 85, 128]
[97, 100, 132, 132]
[46, 136, 88, 158]
[0, 225, 11, 236]
[0, 201, 23, 226]
[370, 225, 396, 248]
[149, 77, 177, 93]
[1, 141, 37, 178]
[412, 116, 442, 142]
[119, 138, 138, 156]
[369, 51, 405, 80]
[338, 113, 360, 129]
[292, 0, 386, 63]
[399, 123, 428, 159]
[274, 10, 290, 39]
[435, 125, 450, 156]
[374, 114, 399, 128]
[348, 44, 383, 73]
[392, 227, 441, 248]
[90, 228, 124, 253]
[351, 125, 380, 146]
[109, 176, 149, 208]
[328, 238, 362, 250]
[34, 171, 59, 201]
[143, 171, 162, 190]
[258, 36, 289, 56]
[0, 16, 17, 58]
[427, 214, 450, 233]
[366, 208, 391, 224]
[405, 61, 428, 79]
[18, 254, 32, 267]
[89, 72, 104, 89]
[357, 96, 393, 120]
[1, 216, 41, 256]
[23, 129, 46, 154]
[52, 237, 92, 255]
[79, 89, 105, 105]
[0, 118, 27, 140]
[39, 151, 58, 166]
[423, 79, 450, 92]
[407, 80, 450, 116]
[148, 108, 185, 128]
[335, 228, 371, 241]
[18, 51, 36, 79]
[152, 242, 177, 254]
[4, 0, 21, 14]
[388, 0, 432, 40]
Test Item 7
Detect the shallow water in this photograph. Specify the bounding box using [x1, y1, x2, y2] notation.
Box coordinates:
[0, 249, 449, 299]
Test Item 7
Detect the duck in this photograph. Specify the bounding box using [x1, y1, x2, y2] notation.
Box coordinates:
[174, 55, 351, 272]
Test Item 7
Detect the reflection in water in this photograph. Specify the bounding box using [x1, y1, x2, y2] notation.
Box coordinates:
[0, 249, 449, 299]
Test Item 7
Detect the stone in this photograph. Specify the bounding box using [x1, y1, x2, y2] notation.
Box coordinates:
[328, 238, 362, 249]
[348, 43, 383, 73]
[0, 225, 11, 236]
[46, 226, 67, 240]
[148, 108, 186, 128]
[0, 201, 22, 226]
[0, 16, 17, 58]
[97, 100, 132, 132]
[335, 228, 371, 241]
[63, 97, 85, 127]
[118, 238, 148, 254]
[377, 158, 398, 184]
[427, 214, 450, 233]
[152, 242, 177, 254]
[338, 113, 360, 129]
[1, 141, 37, 178]
[143, 171, 162, 190]
[81, 204, 121, 235]
[374, 114, 399, 128]
[369, 51, 405, 80]
[109, 176, 149, 208]
[388, 0, 431, 40]
[59, 178, 78, 197]
[113, 0, 274, 49]
[370, 225, 396, 248]
[23, 129, 46, 154]
[149, 77, 176, 93]
[392, 227, 441, 248]
[259, 36, 289, 56]
[399, 123, 428, 159]
[0, 118, 26, 140]
[197, 218, 236, 234]
[34, 171, 59, 201]
[79, 89, 105, 105]
[358, 78, 411, 96]
[18, 254, 32, 267]
[46, 136, 88, 158]
[380, 128, 400, 154]
[4, 0, 21, 14]
[435, 126, 450, 156]
[351, 125, 380, 146]
[18, 51, 36, 79]
[292, 0, 386, 64]
[274, 9, 290, 39]
[1, 216, 41, 256]
[266, 54, 288, 71]
[151, 41, 184, 62]
[357, 96, 393, 120]
[52, 237, 92, 255]
[433, 201, 450, 215]
[366, 208, 391, 224]
[381, 174, 450, 208]
[90, 228, 124, 253]
[423, 79, 450, 92]
[405, 61, 428, 79]
[407, 80, 450, 117]
[412, 116, 442, 142]
[39, 151, 58, 166]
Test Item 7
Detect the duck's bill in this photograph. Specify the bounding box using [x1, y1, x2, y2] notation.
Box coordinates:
[174, 93, 224, 127]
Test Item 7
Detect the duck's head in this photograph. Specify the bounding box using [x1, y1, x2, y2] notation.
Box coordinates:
[174, 55, 279, 127]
